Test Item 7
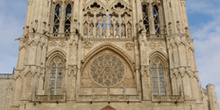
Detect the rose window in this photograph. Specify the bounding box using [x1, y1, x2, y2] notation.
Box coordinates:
[90, 55, 125, 87]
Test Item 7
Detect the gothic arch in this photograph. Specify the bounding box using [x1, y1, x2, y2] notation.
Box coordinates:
[15, 74, 23, 80]
[149, 51, 169, 95]
[19, 46, 26, 51]
[65, 0, 74, 6]
[80, 43, 136, 89]
[108, 0, 131, 10]
[52, 0, 62, 5]
[24, 71, 33, 77]
[141, 1, 150, 6]
[149, 51, 168, 67]
[45, 50, 66, 95]
[82, 43, 134, 72]
[47, 48, 66, 61]
[151, 1, 161, 6]
[178, 41, 187, 47]
[29, 40, 37, 46]
[189, 47, 194, 52]
[84, 0, 107, 10]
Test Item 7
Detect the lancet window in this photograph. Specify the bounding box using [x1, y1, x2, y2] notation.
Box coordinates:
[142, 2, 162, 35]
[142, 4, 150, 34]
[83, 2, 132, 38]
[51, 2, 74, 35]
[64, 4, 72, 33]
[151, 59, 166, 95]
[153, 5, 160, 34]
[53, 4, 61, 33]
[49, 57, 64, 95]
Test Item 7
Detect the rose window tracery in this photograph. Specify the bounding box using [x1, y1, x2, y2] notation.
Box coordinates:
[90, 55, 125, 87]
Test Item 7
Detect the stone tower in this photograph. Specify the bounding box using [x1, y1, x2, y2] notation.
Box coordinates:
[1, 0, 219, 110]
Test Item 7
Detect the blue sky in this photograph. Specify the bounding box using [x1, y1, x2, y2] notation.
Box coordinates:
[0, 0, 220, 101]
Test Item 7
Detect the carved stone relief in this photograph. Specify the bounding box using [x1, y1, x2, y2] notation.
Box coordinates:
[83, 40, 92, 49]
[125, 43, 134, 51]
[49, 41, 67, 47]
[149, 41, 165, 49]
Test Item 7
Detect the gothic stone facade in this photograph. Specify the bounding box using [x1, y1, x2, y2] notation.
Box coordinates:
[0, 0, 219, 110]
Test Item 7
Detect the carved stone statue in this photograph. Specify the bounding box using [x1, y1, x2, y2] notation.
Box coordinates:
[121, 24, 125, 36]
[185, 27, 190, 38]
[83, 23, 88, 36]
[33, 20, 38, 33]
[128, 29, 131, 38]
[176, 21, 180, 33]
[90, 24, 94, 36]
[164, 25, 167, 35]
[110, 25, 114, 36]
[96, 24, 99, 36]
[102, 24, 105, 36]
[42, 22, 47, 34]
[24, 26, 29, 38]
[168, 22, 172, 35]
[115, 25, 119, 36]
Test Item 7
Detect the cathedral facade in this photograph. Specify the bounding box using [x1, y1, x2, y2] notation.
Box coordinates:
[0, 0, 219, 110]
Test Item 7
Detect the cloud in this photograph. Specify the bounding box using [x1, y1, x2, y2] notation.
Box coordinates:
[186, 0, 220, 102]
[186, 0, 220, 15]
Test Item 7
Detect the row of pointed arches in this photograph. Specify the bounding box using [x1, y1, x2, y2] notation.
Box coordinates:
[45, 47, 167, 96]
[83, 1, 132, 38]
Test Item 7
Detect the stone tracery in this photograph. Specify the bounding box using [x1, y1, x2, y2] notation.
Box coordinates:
[83, 1, 132, 38]
[90, 55, 125, 87]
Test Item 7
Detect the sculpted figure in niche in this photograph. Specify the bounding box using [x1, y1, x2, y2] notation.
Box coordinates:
[121, 24, 126, 36]
[115, 24, 119, 36]
[127, 23, 132, 38]
[185, 27, 190, 38]
[90, 23, 94, 36]
[96, 23, 99, 36]
[42, 22, 47, 34]
[102, 24, 106, 36]
[168, 22, 172, 35]
[24, 26, 29, 38]
[84, 23, 88, 36]
[164, 25, 167, 35]
[176, 21, 180, 33]
[110, 25, 114, 36]
[137, 20, 144, 34]
[33, 20, 38, 33]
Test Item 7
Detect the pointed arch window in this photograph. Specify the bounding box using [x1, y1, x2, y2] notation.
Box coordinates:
[53, 4, 61, 33]
[151, 59, 165, 95]
[64, 4, 72, 33]
[50, 57, 63, 95]
[153, 5, 160, 34]
[142, 4, 150, 34]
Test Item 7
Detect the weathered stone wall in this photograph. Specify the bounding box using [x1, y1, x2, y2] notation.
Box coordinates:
[0, 74, 14, 110]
